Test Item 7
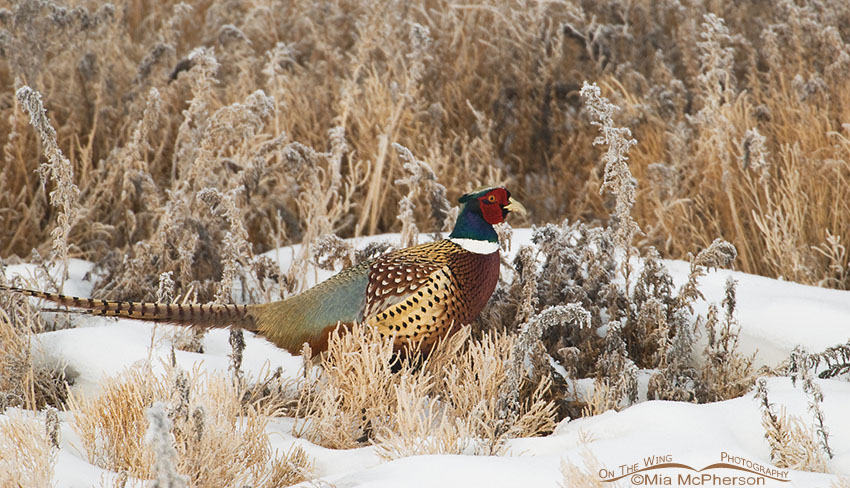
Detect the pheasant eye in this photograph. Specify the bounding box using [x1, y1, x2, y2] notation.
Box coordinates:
[487, 194, 496, 202]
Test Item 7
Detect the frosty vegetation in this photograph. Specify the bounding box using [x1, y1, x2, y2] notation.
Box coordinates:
[2, 0, 850, 486]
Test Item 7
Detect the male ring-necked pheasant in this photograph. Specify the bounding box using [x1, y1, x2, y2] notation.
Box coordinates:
[1, 186, 525, 356]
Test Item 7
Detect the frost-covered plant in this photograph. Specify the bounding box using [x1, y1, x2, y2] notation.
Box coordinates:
[45, 406, 60, 450]
[646, 241, 737, 402]
[788, 347, 833, 460]
[499, 303, 590, 424]
[156, 272, 175, 304]
[472, 85, 743, 415]
[809, 341, 850, 379]
[756, 379, 828, 472]
[198, 186, 253, 303]
[16, 86, 80, 288]
[228, 329, 245, 382]
[483, 207, 736, 412]
[738, 128, 770, 182]
[594, 320, 639, 409]
[146, 402, 187, 488]
[697, 277, 755, 402]
[689, 14, 739, 184]
[580, 81, 639, 283]
[311, 234, 356, 272]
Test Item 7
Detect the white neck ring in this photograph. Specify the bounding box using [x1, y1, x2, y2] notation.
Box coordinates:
[449, 238, 499, 254]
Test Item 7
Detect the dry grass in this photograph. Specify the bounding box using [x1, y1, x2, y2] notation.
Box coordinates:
[0, 274, 70, 411]
[69, 364, 313, 487]
[2, 0, 850, 293]
[560, 449, 612, 488]
[55, 326, 554, 483]
[295, 323, 557, 456]
[0, 411, 56, 488]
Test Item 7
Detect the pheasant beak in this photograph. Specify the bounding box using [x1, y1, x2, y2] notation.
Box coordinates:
[504, 197, 527, 216]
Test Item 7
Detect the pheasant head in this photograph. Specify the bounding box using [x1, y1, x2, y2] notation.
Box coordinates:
[449, 186, 527, 253]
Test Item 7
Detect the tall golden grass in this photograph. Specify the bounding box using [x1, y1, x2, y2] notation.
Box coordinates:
[2, 0, 850, 293]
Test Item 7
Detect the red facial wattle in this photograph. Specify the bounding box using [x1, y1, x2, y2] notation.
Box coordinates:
[478, 188, 509, 225]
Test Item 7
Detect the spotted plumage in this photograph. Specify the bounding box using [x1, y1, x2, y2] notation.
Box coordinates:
[365, 239, 501, 352]
[1, 186, 525, 356]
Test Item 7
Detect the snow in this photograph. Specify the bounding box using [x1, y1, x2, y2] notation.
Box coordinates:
[3, 229, 850, 487]
[663, 260, 850, 367]
[510, 377, 850, 481]
[54, 449, 123, 488]
[329, 454, 561, 488]
[33, 323, 302, 398]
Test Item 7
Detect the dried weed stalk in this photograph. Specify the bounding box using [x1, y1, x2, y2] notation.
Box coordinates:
[697, 277, 756, 403]
[788, 347, 834, 460]
[809, 341, 850, 380]
[15, 86, 80, 288]
[393, 143, 453, 247]
[755, 379, 827, 472]
[580, 81, 639, 282]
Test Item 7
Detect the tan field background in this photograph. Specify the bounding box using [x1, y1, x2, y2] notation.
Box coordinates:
[2, 0, 849, 295]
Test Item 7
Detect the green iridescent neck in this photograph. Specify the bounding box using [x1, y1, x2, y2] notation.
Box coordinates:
[449, 201, 498, 242]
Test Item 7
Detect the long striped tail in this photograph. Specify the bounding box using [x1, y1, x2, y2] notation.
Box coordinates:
[0, 285, 258, 330]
